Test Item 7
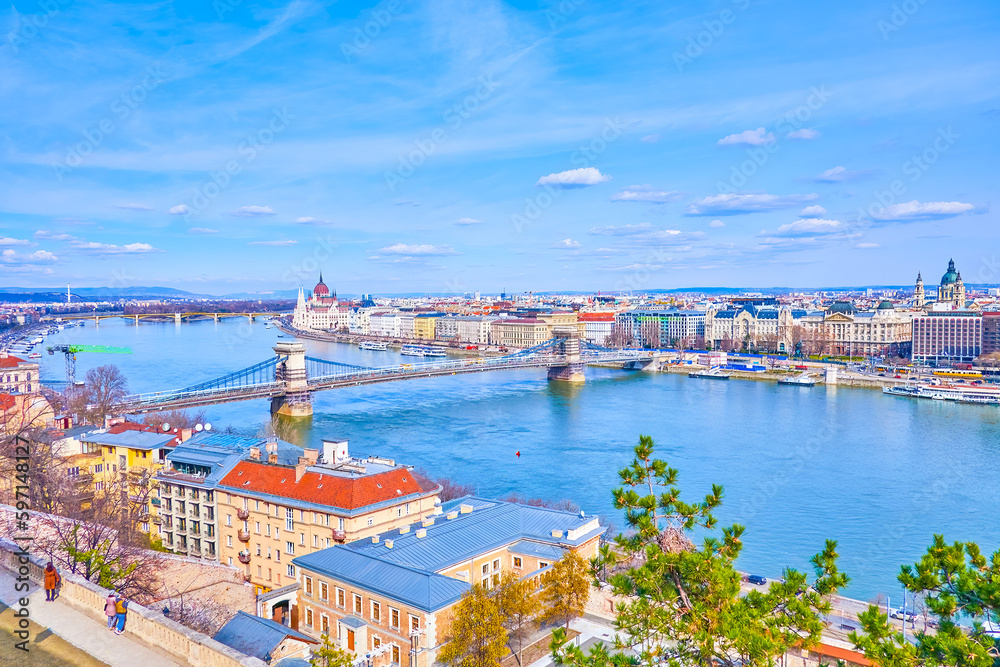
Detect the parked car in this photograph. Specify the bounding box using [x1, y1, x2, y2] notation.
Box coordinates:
[890, 608, 917, 621]
[747, 575, 767, 586]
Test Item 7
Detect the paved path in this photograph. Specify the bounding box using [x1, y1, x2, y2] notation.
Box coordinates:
[0, 566, 186, 667]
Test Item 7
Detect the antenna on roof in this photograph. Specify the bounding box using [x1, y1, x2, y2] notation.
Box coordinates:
[162, 423, 170, 432]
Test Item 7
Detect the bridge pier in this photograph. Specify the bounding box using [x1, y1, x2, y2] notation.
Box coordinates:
[174, 313, 182, 324]
[547, 327, 586, 383]
[134, 315, 139, 326]
[272, 341, 312, 418]
[213, 314, 219, 323]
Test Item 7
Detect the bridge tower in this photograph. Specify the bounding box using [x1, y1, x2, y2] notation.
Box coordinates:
[271, 341, 313, 418]
[547, 326, 586, 383]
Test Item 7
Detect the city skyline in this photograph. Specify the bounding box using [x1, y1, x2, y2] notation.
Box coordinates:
[1, 0, 997, 294]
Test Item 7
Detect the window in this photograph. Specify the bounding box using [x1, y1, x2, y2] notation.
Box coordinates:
[287, 565, 295, 577]
[300, 533, 305, 546]
[371, 601, 380, 622]
[481, 563, 489, 575]
[305, 577, 313, 596]
[410, 615, 419, 632]
[266, 525, 271, 537]
[397, 507, 403, 517]
[390, 608, 399, 629]
[354, 594, 362, 614]
[492, 558, 500, 571]
[367, 518, 374, 527]
[539, 561, 549, 569]
[322, 615, 329, 634]
[513, 556, 522, 569]
[256, 544, 261, 556]
[320, 582, 328, 601]
[306, 608, 314, 627]
[338, 517, 345, 530]
[226, 514, 232, 527]
[482, 576, 490, 589]
[255, 522, 261, 534]
[372, 636, 381, 649]
[226, 536, 232, 547]
[286, 541, 295, 555]
[337, 588, 345, 608]
[313, 535, 319, 548]
[286, 508, 294, 531]
[228, 557, 233, 566]
[392, 645, 400, 664]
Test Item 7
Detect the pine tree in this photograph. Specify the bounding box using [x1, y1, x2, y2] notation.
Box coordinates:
[850, 536, 1000, 667]
[552, 435, 848, 667]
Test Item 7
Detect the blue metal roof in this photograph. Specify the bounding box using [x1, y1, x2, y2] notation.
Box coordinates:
[339, 615, 367, 630]
[345, 497, 604, 573]
[213, 611, 315, 661]
[292, 548, 470, 613]
[508, 540, 565, 560]
[80, 430, 177, 451]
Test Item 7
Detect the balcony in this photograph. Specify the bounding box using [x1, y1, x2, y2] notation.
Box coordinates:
[238, 529, 250, 542]
[332, 529, 346, 543]
[237, 509, 250, 521]
[238, 551, 251, 564]
[151, 516, 162, 525]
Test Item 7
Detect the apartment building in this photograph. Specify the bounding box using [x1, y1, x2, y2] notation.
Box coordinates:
[155, 433, 301, 561]
[616, 309, 706, 348]
[578, 313, 615, 346]
[413, 314, 440, 340]
[217, 439, 441, 593]
[291, 497, 605, 667]
[0, 354, 40, 395]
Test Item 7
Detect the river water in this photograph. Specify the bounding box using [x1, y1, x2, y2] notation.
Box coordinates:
[37, 318, 1000, 602]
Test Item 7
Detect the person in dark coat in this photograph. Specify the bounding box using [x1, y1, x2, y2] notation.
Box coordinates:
[43, 562, 60, 602]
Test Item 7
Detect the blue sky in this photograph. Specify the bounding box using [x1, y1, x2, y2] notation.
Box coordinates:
[1, 0, 997, 295]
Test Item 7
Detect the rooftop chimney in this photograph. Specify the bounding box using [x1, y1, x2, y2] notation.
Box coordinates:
[371, 535, 380, 544]
[384, 539, 394, 549]
[415, 529, 427, 538]
[180, 428, 193, 442]
[249, 446, 261, 461]
[265, 437, 278, 454]
[303, 448, 319, 465]
[295, 457, 309, 483]
[268, 452, 278, 465]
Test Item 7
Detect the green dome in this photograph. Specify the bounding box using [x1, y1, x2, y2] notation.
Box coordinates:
[941, 259, 958, 285]
[877, 300, 894, 310]
[828, 301, 856, 314]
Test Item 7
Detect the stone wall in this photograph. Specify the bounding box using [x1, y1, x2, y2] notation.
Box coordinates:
[0, 538, 266, 667]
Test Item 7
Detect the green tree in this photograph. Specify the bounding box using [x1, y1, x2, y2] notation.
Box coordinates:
[850, 536, 1000, 667]
[310, 632, 355, 667]
[541, 551, 591, 631]
[553, 435, 848, 667]
[439, 583, 508, 667]
[495, 571, 542, 666]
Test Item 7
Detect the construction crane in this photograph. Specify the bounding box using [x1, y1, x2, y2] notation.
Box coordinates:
[46, 344, 132, 384]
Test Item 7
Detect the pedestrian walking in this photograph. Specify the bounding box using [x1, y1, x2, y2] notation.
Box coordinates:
[43, 562, 60, 601]
[114, 594, 129, 635]
[105, 592, 117, 630]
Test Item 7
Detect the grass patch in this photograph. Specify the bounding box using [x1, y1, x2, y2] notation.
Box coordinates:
[0, 605, 108, 667]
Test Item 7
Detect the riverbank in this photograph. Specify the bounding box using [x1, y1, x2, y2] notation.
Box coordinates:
[275, 320, 503, 358]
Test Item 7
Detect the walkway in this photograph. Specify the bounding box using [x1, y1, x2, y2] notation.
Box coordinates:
[0, 566, 186, 667]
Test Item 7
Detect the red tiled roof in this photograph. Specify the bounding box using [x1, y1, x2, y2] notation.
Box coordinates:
[578, 313, 615, 322]
[0, 394, 15, 411]
[219, 461, 440, 510]
[813, 643, 872, 667]
[107, 421, 182, 445]
[0, 355, 26, 368]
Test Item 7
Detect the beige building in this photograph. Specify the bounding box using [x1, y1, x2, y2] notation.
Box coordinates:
[490, 318, 552, 349]
[800, 301, 914, 357]
[292, 497, 605, 667]
[0, 354, 40, 395]
[216, 440, 440, 593]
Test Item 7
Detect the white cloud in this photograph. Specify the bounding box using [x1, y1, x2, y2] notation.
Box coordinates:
[377, 243, 459, 256]
[456, 217, 483, 226]
[800, 205, 827, 216]
[871, 200, 976, 222]
[72, 241, 158, 254]
[551, 238, 582, 249]
[815, 166, 871, 183]
[686, 193, 818, 215]
[772, 218, 844, 236]
[34, 231, 76, 241]
[249, 240, 298, 246]
[787, 129, 820, 140]
[294, 216, 328, 224]
[0, 249, 57, 264]
[0, 237, 31, 247]
[188, 228, 219, 234]
[856, 242, 880, 248]
[640, 134, 661, 143]
[536, 167, 611, 188]
[710, 219, 725, 228]
[718, 127, 775, 146]
[231, 205, 276, 217]
[167, 204, 190, 215]
[611, 185, 683, 204]
[117, 203, 153, 211]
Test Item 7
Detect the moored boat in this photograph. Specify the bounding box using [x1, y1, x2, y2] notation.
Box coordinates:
[400, 345, 424, 357]
[689, 367, 731, 380]
[778, 373, 817, 387]
[359, 341, 388, 351]
[883, 383, 1000, 405]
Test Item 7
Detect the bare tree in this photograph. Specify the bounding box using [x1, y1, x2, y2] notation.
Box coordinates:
[141, 409, 208, 430]
[69, 365, 129, 426]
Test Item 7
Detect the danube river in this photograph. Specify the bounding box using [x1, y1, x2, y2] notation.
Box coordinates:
[37, 318, 1000, 602]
